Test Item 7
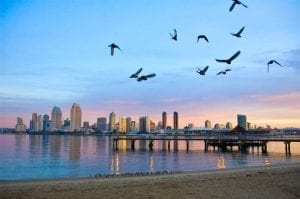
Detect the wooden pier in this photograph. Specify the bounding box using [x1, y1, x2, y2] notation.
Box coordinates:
[112, 134, 300, 155]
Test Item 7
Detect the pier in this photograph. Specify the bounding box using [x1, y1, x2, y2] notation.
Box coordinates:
[112, 134, 300, 155]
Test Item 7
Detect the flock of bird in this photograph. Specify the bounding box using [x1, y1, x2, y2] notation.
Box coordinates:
[107, 0, 284, 82]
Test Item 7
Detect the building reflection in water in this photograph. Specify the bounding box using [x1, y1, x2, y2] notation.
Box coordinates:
[264, 158, 271, 166]
[217, 155, 226, 169]
[29, 135, 42, 157]
[111, 152, 120, 175]
[69, 136, 81, 160]
[149, 153, 154, 172]
[49, 135, 62, 159]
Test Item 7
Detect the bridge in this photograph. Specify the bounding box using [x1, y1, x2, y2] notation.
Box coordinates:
[112, 134, 300, 155]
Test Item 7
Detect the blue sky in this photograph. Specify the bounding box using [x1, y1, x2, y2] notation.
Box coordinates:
[1, 0, 300, 128]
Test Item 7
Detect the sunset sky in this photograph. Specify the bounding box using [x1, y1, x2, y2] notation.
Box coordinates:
[1, 0, 300, 128]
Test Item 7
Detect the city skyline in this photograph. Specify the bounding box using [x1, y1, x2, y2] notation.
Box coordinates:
[1, 1, 300, 128]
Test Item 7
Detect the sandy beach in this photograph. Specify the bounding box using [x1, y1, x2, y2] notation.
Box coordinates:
[0, 163, 300, 199]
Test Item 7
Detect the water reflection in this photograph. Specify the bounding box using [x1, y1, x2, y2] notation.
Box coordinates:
[149, 153, 154, 172]
[217, 155, 226, 169]
[69, 136, 81, 160]
[111, 152, 120, 174]
[50, 136, 62, 159]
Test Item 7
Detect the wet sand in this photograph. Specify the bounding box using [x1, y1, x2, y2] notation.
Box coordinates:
[0, 163, 299, 199]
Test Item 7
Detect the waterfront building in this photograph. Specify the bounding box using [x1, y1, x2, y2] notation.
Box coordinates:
[157, 121, 162, 130]
[97, 117, 107, 131]
[15, 117, 26, 132]
[173, 112, 178, 130]
[126, 117, 131, 133]
[205, 120, 212, 128]
[139, 116, 150, 133]
[226, 122, 233, 129]
[108, 112, 116, 131]
[119, 117, 127, 133]
[187, 123, 194, 129]
[214, 123, 221, 129]
[51, 106, 62, 130]
[83, 121, 89, 128]
[131, 121, 137, 132]
[150, 120, 156, 131]
[37, 115, 43, 131]
[70, 103, 82, 131]
[63, 118, 70, 128]
[31, 113, 38, 132]
[43, 115, 51, 131]
[237, 114, 247, 130]
[162, 112, 167, 129]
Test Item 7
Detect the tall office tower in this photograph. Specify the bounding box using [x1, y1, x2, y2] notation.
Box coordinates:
[162, 112, 167, 129]
[97, 117, 107, 131]
[131, 121, 137, 132]
[237, 114, 247, 130]
[119, 117, 127, 133]
[43, 114, 51, 131]
[32, 113, 38, 132]
[226, 122, 233, 129]
[51, 106, 62, 130]
[205, 120, 212, 128]
[150, 120, 155, 131]
[157, 121, 162, 130]
[173, 112, 178, 130]
[83, 121, 89, 128]
[108, 112, 116, 131]
[37, 115, 43, 131]
[126, 117, 131, 132]
[64, 118, 70, 127]
[15, 117, 26, 132]
[139, 116, 150, 133]
[70, 103, 82, 131]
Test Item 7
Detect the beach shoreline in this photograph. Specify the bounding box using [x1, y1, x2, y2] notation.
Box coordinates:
[1, 163, 300, 199]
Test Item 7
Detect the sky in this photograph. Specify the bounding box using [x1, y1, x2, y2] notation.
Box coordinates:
[1, 0, 300, 128]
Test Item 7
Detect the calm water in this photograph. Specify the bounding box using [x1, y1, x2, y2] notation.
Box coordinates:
[0, 134, 300, 180]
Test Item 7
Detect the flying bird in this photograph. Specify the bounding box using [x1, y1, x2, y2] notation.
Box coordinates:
[229, 0, 248, 12]
[196, 66, 209, 76]
[170, 29, 177, 41]
[217, 69, 232, 75]
[108, 43, 121, 56]
[216, 50, 241, 65]
[130, 68, 143, 78]
[137, 73, 156, 81]
[197, 35, 209, 43]
[267, 60, 283, 72]
[231, 26, 245, 38]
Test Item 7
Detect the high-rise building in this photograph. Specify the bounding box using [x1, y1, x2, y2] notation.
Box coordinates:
[37, 115, 43, 131]
[226, 122, 233, 129]
[119, 117, 127, 133]
[139, 116, 150, 133]
[162, 112, 167, 129]
[237, 114, 247, 130]
[15, 117, 26, 132]
[157, 121, 162, 130]
[97, 117, 107, 131]
[31, 113, 38, 132]
[205, 120, 212, 128]
[150, 120, 156, 131]
[126, 117, 131, 132]
[63, 118, 70, 128]
[51, 106, 62, 130]
[43, 114, 51, 131]
[70, 103, 82, 131]
[173, 112, 178, 129]
[108, 112, 116, 131]
[214, 123, 221, 129]
[131, 121, 137, 132]
[83, 121, 89, 128]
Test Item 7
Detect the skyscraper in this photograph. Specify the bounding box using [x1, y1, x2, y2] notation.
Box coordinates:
[237, 114, 247, 130]
[51, 106, 62, 130]
[97, 117, 107, 131]
[70, 103, 82, 131]
[15, 117, 26, 132]
[83, 121, 89, 128]
[139, 116, 150, 133]
[119, 117, 127, 133]
[43, 114, 51, 131]
[205, 120, 212, 128]
[126, 117, 131, 133]
[32, 113, 38, 132]
[173, 112, 178, 129]
[37, 115, 43, 131]
[162, 112, 167, 129]
[108, 112, 116, 131]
